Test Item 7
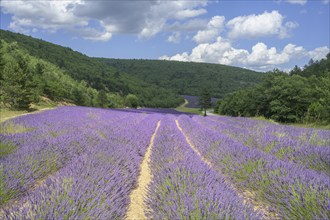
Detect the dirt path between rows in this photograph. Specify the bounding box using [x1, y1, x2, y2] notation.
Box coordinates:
[175, 119, 212, 167]
[175, 119, 279, 219]
[126, 120, 161, 220]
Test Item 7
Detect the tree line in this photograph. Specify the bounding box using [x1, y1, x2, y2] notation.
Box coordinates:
[97, 58, 264, 99]
[215, 54, 330, 124]
[0, 30, 183, 108]
[0, 40, 141, 110]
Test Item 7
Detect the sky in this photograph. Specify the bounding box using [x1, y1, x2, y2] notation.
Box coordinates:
[0, 0, 329, 72]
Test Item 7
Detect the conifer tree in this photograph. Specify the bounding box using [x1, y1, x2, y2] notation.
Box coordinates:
[199, 88, 211, 116]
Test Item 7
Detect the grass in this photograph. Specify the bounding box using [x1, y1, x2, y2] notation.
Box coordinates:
[0, 142, 16, 158]
[234, 159, 265, 182]
[209, 113, 329, 130]
[252, 116, 278, 124]
[251, 116, 330, 130]
[285, 122, 330, 130]
[174, 99, 203, 115]
[0, 122, 33, 134]
[29, 96, 58, 110]
[175, 106, 202, 115]
[0, 109, 29, 123]
[252, 116, 330, 130]
[0, 97, 60, 123]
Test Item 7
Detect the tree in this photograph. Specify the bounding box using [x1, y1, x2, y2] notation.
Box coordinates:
[0, 41, 5, 80]
[2, 53, 41, 109]
[126, 94, 139, 108]
[35, 63, 45, 76]
[199, 88, 211, 116]
[289, 65, 302, 76]
[97, 90, 108, 108]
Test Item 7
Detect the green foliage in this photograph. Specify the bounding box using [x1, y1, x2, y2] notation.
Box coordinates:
[0, 142, 16, 158]
[97, 90, 110, 108]
[234, 159, 265, 182]
[0, 29, 266, 108]
[0, 40, 127, 109]
[97, 58, 264, 99]
[199, 88, 212, 116]
[305, 74, 330, 123]
[0, 122, 32, 134]
[0, 44, 41, 109]
[217, 55, 330, 124]
[0, 166, 18, 206]
[298, 54, 330, 78]
[175, 106, 202, 115]
[125, 94, 139, 108]
[0, 29, 183, 108]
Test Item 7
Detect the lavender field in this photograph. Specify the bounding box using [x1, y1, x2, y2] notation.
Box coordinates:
[0, 106, 329, 219]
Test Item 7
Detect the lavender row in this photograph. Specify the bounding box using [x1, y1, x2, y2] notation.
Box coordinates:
[195, 116, 330, 174]
[146, 116, 261, 219]
[225, 115, 328, 148]
[3, 107, 161, 219]
[211, 115, 329, 147]
[178, 115, 330, 219]
[0, 107, 148, 207]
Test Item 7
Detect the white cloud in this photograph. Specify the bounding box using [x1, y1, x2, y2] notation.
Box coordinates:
[279, 0, 329, 5]
[160, 39, 329, 71]
[167, 32, 181, 44]
[226, 11, 298, 39]
[82, 31, 112, 42]
[246, 43, 292, 66]
[174, 8, 207, 20]
[160, 37, 240, 64]
[138, 1, 208, 39]
[193, 16, 225, 43]
[286, 0, 307, 5]
[166, 19, 208, 32]
[308, 47, 330, 61]
[1, 0, 208, 41]
[2, 0, 87, 32]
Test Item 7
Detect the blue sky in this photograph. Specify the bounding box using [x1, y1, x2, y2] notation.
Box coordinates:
[1, 0, 329, 72]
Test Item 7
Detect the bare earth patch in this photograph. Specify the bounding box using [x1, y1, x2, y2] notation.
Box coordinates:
[125, 120, 161, 220]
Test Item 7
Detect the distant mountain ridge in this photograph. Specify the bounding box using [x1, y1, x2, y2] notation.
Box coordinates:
[0, 29, 265, 108]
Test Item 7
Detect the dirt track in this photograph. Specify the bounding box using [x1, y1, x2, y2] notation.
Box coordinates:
[125, 120, 161, 220]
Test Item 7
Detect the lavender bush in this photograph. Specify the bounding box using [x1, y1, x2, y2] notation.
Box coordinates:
[1, 107, 160, 219]
[194, 115, 330, 175]
[146, 116, 261, 219]
[178, 115, 330, 219]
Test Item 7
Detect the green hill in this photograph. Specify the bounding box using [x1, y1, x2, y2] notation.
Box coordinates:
[0, 30, 182, 108]
[95, 58, 264, 98]
[0, 40, 116, 110]
[96, 58, 263, 99]
[0, 29, 265, 109]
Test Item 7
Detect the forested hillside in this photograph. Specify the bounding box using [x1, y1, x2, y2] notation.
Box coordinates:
[0, 30, 264, 102]
[215, 54, 330, 124]
[0, 40, 127, 109]
[96, 58, 264, 98]
[0, 30, 183, 108]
